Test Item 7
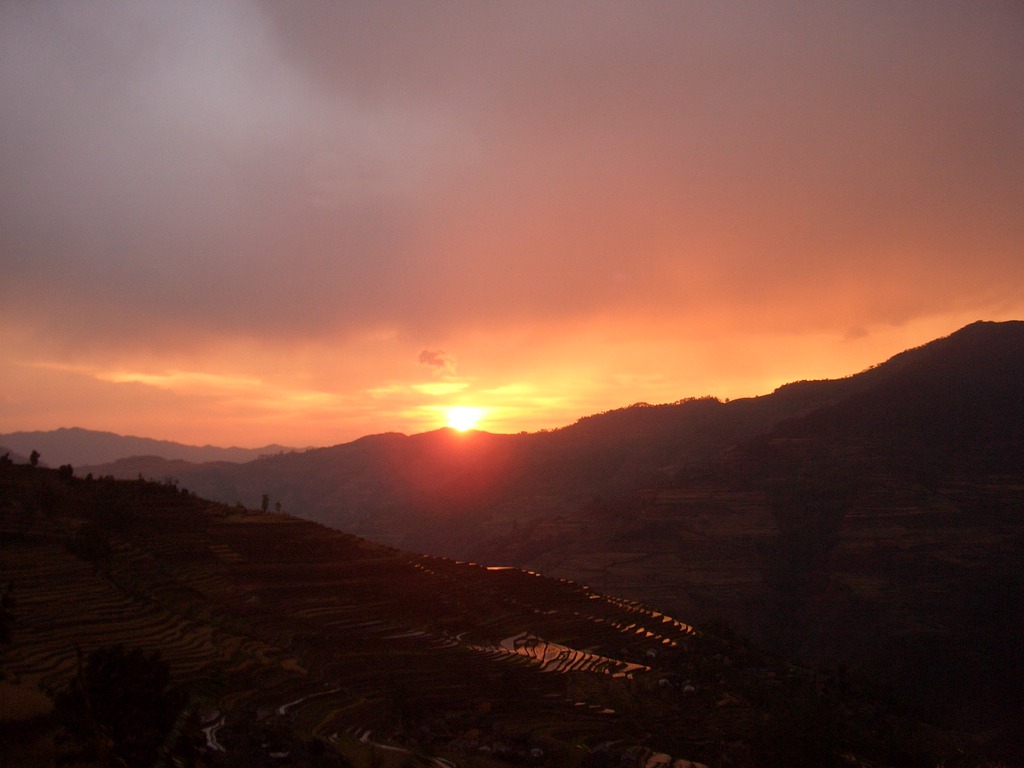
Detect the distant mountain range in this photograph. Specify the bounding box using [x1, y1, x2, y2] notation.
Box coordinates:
[73, 319, 1024, 740]
[0, 426, 293, 468]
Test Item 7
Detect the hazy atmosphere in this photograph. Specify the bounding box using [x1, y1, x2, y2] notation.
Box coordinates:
[3, 1, 1022, 446]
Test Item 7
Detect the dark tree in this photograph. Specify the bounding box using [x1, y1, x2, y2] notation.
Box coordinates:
[29, 449, 40, 467]
[52, 645, 184, 767]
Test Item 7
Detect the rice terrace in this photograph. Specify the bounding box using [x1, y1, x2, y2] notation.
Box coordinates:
[0, 457, 984, 767]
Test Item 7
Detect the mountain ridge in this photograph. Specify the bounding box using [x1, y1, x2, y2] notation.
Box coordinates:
[21, 320, 1021, 477]
[0, 426, 295, 468]
[79, 321, 1024, 540]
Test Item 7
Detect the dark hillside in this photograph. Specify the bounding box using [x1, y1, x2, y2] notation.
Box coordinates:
[72, 321, 1024, 757]
[500, 322, 1024, 744]
[0, 460, 976, 767]
[82, 322, 1023, 554]
[81, 390, 862, 552]
[771, 320, 1024, 475]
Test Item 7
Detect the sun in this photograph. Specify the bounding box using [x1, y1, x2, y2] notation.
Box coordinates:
[446, 406, 485, 431]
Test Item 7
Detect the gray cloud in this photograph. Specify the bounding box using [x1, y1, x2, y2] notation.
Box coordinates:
[2, 0, 1022, 356]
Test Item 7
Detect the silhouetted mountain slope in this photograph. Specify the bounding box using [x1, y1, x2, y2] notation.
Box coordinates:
[74, 321, 1024, 751]
[769, 320, 1024, 475]
[3, 461, 975, 767]
[0, 426, 293, 467]
[507, 321, 1024, 740]
[80, 394, 864, 549]
[83, 321, 1023, 549]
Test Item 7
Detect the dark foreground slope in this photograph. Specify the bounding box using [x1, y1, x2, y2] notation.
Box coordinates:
[0, 461, 989, 767]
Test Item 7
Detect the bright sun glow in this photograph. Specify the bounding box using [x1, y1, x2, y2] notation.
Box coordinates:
[446, 406, 485, 431]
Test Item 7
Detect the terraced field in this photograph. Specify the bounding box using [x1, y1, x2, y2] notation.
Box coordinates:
[2, 464, 990, 767]
[0, 465, 728, 766]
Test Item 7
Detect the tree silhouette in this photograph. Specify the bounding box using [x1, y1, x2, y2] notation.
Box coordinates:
[52, 645, 184, 767]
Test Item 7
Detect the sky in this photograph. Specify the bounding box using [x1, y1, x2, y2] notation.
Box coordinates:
[2, 1, 1023, 448]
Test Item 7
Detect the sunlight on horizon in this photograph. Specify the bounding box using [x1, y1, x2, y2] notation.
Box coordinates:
[445, 406, 485, 431]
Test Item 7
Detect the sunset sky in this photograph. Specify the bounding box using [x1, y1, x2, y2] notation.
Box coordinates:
[2, 2, 1022, 448]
